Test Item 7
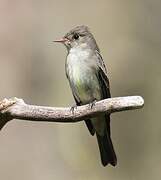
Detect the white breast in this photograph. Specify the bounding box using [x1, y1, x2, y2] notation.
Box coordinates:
[68, 46, 90, 63]
[66, 47, 101, 103]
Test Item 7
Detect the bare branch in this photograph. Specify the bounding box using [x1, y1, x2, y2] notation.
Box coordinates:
[0, 96, 144, 130]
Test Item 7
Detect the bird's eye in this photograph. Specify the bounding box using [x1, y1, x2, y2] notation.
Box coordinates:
[73, 33, 79, 40]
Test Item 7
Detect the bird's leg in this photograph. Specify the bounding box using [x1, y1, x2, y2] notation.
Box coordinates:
[70, 104, 78, 114]
[89, 99, 97, 109]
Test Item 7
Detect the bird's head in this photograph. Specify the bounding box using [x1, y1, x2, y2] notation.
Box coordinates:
[54, 25, 99, 51]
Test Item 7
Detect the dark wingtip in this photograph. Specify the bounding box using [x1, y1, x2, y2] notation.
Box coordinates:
[85, 119, 95, 136]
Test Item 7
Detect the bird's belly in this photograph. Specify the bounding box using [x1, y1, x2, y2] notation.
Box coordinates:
[69, 66, 101, 104]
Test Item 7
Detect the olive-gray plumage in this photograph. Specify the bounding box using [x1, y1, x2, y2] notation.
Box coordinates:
[55, 25, 117, 166]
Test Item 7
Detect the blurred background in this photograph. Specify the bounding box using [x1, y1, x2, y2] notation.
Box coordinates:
[0, 0, 160, 179]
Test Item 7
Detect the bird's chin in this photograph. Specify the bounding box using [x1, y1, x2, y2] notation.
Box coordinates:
[63, 41, 71, 49]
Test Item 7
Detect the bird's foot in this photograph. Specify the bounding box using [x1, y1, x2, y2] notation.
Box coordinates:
[89, 99, 97, 109]
[70, 104, 77, 114]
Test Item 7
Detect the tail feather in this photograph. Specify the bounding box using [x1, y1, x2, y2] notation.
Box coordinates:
[96, 127, 117, 166]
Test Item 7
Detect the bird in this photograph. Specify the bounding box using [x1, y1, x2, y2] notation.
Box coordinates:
[54, 25, 117, 166]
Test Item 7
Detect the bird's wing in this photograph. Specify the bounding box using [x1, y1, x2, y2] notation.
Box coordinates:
[95, 50, 111, 99]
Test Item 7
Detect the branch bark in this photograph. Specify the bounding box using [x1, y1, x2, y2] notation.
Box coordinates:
[0, 96, 144, 130]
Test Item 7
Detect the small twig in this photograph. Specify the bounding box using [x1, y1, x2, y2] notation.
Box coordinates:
[0, 96, 144, 130]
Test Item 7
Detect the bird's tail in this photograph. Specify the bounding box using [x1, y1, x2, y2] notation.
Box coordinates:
[96, 116, 117, 166]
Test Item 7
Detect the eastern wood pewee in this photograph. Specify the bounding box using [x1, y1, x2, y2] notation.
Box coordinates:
[54, 25, 117, 166]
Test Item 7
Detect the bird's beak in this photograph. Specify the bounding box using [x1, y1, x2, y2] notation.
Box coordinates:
[53, 37, 69, 43]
